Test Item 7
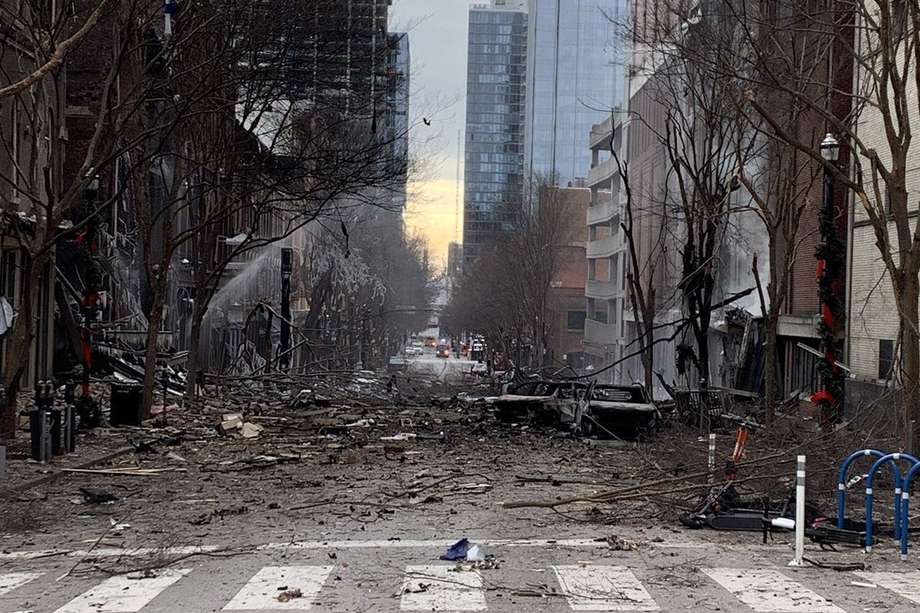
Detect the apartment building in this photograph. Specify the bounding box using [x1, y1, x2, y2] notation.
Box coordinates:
[583, 114, 626, 378]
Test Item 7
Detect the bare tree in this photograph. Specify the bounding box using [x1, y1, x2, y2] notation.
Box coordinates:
[0, 0, 110, 99]
[445, 181, 578, 370]
[0, 0, 167, 436]
[683, 0, 920, 445]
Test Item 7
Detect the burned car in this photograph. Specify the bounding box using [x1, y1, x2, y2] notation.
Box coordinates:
[492, 379, 583, 426]
[585, 384, 659, 438]
[494, 379, 659, 439]
[554, 383, 658, 439]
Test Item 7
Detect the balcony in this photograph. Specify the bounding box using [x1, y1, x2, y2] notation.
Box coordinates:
[589, 115, 614, 150]
[587, 156, 617, 189]
[586, 234, 621, 259]
[587, 197, 619, 225]
[586, 279, 620, 300]
[584, 317, 620, 346]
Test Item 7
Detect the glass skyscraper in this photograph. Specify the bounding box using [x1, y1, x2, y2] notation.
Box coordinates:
[524, 0, 627, 187]
[462, 1, 528, 269]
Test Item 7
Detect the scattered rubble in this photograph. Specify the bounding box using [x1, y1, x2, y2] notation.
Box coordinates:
[0, 369, 903, 571]
[276, 588, 303, 603]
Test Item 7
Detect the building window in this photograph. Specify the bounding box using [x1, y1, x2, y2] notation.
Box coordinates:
[567, 310, 586, 331]
[879, 339, 895, 380]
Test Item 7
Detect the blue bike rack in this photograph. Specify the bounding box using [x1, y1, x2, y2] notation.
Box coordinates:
[864, 453, 919, 550]
[900, 462, 920, 560]
[837, 449, 898, 527]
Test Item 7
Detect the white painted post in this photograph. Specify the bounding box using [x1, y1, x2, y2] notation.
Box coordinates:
[789, 455, 806, 567]
[708, 433, 717, 483]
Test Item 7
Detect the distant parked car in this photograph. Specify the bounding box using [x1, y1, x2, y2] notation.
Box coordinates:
[388, 356, 407, 372]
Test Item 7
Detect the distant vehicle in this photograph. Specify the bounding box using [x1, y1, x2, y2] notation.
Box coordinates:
[411, 340, 424, 348]
[436, 342, 450, 358]
[425, 337, 437, 348]
[470, 342, 485, 362]
[388, 355, 407, 372]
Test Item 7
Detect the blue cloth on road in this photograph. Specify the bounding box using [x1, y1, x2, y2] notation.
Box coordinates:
[440, 538, 471, 560]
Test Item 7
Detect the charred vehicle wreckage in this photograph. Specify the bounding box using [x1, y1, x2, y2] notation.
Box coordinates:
[491, 378, 660, 439]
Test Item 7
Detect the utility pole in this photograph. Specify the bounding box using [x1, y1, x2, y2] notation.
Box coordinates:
[279, 247, 292, 370]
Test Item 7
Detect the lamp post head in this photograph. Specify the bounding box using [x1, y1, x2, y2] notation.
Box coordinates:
[820, 133, 840, 161]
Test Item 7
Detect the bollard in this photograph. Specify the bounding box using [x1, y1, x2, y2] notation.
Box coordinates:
[789, 455, 806, 567]
[30, 380, 55, 464]
[62, 402, 76, 453]
[708, 433, 716, 482]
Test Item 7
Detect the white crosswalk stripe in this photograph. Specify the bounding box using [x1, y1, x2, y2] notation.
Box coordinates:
[854, 571, 920, 605]
[702, 568, 844, 613]
[552, 565, 659, 611]
[51, 568, 190, 613]
[223, 566, 333, 610]
[6, 560, 920, 612]
[400, 565, 487, 611]
[0, 573, 41, 598]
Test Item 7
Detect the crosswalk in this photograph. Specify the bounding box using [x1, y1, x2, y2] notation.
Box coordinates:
[2, 565, 920, 611]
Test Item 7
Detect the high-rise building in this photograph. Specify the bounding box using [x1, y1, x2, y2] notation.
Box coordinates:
[385, 32, 410, 219]
[447, 242, 464, 277]
[257, 0, 391, 114]
[524, 0, 627, 187]
[462, 0, 528, 269]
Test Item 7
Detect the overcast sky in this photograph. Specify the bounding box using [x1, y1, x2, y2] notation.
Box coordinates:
[390, 0, 472, 267]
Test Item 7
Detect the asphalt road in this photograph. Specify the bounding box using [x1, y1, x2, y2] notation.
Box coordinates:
[3, 363, 920, 613]
[2, 533, 920, 612]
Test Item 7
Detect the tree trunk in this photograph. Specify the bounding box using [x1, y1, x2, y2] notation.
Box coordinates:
[184, 303, 206, 401]
[0, 254, 39, 440]
[899, 274, 920, 453]
[141, 286, 167, 417]
[642, 317, 654, 392]
[764, 314, 779, 426]
[697, 329, 710, 387]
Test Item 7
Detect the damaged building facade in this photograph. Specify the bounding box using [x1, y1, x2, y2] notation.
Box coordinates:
[0, 0, 413, 429]
[581, 0, 853, 404]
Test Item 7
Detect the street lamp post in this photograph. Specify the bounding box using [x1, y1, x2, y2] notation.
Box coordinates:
[815, 133, 844, 426]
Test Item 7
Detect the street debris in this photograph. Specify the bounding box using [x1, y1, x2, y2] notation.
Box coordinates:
[605, 535, 639, 551]
[109, 518, 131, 532]
[240, 423, 263, 439]
[61, 467, 186, 477]
[79, 487, 118, 504]
[218, 413, 264, 439]
[439, 538, 495, 565]
[277, 588, 303, 603]
[440, 538, 473, 561]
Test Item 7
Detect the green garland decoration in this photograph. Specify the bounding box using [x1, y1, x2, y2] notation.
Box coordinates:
[813, 201, 846, 426]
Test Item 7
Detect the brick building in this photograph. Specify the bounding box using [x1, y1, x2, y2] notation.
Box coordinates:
[545, 187, 589, 369]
